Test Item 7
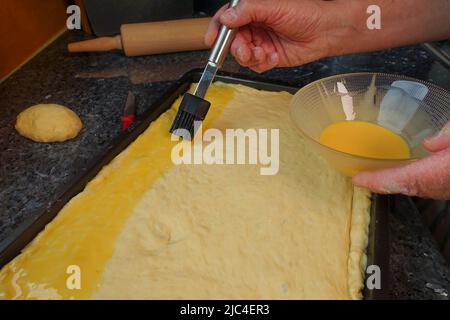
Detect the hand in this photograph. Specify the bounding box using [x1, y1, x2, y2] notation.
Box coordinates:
[205, 0, 450, 73]
[204, 0, 331, 73]
[353, 125, 450, 200]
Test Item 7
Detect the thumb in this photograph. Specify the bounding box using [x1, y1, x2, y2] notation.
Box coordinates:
[423, 122, 450, 152]
[220, 0, 271, 28]
[352, 149, 450, 199]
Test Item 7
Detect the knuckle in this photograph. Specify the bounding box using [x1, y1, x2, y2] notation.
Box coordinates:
[239, 0, 255, 15]
[252, 65, 266, 73]
[402, 176, 422, 196]
[235, 55, 248, 67]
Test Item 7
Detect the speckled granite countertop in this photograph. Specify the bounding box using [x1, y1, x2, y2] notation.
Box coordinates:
[0, 31, 449, 299]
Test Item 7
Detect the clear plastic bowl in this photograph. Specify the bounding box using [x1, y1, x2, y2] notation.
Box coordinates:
[290, 73, 450, 176]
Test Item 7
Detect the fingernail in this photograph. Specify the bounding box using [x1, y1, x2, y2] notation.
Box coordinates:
[237, 46, 244, 61]
[223, 8, 237, 22]
[425, 133, 439, 144]
[442, 123, 450, 135]
[378, 182, 409, 195]
[427, 123, 450, 142]
[204, 35, 211, 47]
[269, 52, 279, 65]
[352, 174, 367, 188]
[426, 132, 444, 144]
[353, 173, 407, 195]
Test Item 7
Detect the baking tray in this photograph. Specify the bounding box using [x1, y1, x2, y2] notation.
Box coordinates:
[0, 69, 390, 299]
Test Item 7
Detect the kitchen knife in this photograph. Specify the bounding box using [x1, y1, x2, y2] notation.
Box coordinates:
[121, 91, 136, 132]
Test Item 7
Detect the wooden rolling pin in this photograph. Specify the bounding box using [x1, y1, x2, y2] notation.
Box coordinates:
[68, 17, 211, 56]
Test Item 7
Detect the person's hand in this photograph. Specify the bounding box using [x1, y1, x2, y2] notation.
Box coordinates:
[353, 125, 450, 200]
[204, 0, 331, 73]
[205, 0, 450, 74]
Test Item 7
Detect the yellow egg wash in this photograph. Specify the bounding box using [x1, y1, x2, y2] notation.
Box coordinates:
[0, 83, 234, 299]
[320, 121, 411, 160]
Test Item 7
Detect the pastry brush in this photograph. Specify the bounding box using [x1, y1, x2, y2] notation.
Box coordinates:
[170, 0, 240, 140]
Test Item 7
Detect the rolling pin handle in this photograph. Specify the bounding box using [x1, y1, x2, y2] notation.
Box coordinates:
[68, 35, 123, 53]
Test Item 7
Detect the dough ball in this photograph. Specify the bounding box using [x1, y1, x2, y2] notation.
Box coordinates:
[15, 104, 82, 142]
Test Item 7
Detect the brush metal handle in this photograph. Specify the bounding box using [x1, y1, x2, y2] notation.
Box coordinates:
[208, 0, 240, 68]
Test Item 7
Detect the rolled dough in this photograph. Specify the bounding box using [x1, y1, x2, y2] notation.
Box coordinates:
[92, 84, 371, 299]
[0, 83, 371, 300]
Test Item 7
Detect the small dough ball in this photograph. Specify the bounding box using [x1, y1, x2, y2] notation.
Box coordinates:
[15, 104, 82, 142]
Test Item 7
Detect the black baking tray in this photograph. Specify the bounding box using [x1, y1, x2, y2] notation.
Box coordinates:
[0, 69, 390, 299]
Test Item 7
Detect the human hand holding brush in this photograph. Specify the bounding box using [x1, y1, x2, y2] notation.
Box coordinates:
[205, 0, 328, 73]
[205, 0, 450, 199]
[205, 0, 450, 73]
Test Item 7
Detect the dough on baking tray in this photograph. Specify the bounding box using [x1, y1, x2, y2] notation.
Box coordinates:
[15, 104, 82, 142]
[0, 83, 371, 300]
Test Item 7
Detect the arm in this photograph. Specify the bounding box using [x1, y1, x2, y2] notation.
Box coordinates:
[205, 0, 450, 199]
[205, 0, 450, 72]
[325, 0, 450, 57]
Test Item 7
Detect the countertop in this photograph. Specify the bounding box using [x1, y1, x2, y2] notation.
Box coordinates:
[0, 31, 449, 299]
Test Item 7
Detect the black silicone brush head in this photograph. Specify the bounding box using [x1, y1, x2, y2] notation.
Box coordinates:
[169, 93, 211, 140]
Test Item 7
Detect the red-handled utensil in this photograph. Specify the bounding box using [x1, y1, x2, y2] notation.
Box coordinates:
[121, 91, 136, 132]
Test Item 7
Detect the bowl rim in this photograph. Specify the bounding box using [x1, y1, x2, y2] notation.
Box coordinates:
[289, 72, 450, 162]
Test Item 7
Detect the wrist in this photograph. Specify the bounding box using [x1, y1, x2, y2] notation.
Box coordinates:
[318, 0, 367, 57]
[318, 0, 450, 58]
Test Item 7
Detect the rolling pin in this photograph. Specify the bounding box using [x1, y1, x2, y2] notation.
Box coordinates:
[68, 17, 211, 56]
